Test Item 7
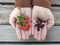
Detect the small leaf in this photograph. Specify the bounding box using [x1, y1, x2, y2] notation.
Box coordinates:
[21, 22, 26, 26]
[17, 13, 26, 26]
[17, 16, 24, 20]
[21, 13, 25, 18]
[17, 22, 21, 24]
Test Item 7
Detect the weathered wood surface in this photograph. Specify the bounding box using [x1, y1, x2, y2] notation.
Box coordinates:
[51, 7, 60, 25]
[0, 0, 60, 42]
[0, 5, 14, 24]
[0, 25, 60, 42]
[0, 0, 14, 3]
[51, 0, 60, 5]
[0, 43, 60, 45]
[0, 5, 60, 25]
[0, 0, 60, 5]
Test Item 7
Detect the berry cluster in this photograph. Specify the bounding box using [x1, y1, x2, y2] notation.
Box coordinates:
[17, 13, 30, 31]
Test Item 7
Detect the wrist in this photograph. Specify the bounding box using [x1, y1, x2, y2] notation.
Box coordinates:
[16, 6, 21, 10]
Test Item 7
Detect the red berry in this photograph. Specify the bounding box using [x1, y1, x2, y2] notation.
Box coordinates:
[23, 26, 27, 30]
[18, 24, 23, 29]
[26, 23, 30, 27]
[23, 25, 30, 31]
[26, 26, 30, 30]
[24, 19, 29, 23]
[25, 16, 29, 20]
[26, 23, 30, 30]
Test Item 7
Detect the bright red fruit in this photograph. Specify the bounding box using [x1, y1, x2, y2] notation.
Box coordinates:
[24, 16, 29, 23]
[18, 24, 23, 29]
[23, 26, 28, 31]
[26, 23, 30, 27]
[23, 23, 30, 31]
[25, 16, 29, 20]
[24, 19, 29, 23]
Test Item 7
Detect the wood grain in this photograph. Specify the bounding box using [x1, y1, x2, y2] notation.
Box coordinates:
[0, 25, 60, 42]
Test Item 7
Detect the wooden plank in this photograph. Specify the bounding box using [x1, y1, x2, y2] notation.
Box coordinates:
[0, 0, 60, 5]
[0, 25, 60, 42]
[46, 26, 60, 41]
[0, 25, 18, 41]
[0, 5, 60, 25]
[51, 0, 60, 5]
[0, 43, 60, 45]
[51, 7, 60, 25]
[0, 5, 14, 24]
[0, 0, 14, 3]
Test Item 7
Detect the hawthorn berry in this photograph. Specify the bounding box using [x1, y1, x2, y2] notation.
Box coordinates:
[18, 24, 23, 29]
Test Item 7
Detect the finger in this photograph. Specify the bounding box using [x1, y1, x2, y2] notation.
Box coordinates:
[32, 8, 37, 35]
[32, 23, 35, 35]
[15, 25, 22, 40]
[32, 19, 36, 35]
[34, 27, 38, 39]
[41, 24, 47, 40]
[28, 24, 32, 35]
[37, 28, 41, 41]
[25, 31, 29, 39]
[21, 28, 30, 40]
[21, 29, 30, 40]
[21, 30, 26, 40]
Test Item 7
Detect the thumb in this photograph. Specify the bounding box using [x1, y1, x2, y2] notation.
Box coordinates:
[9, 8, 17, 29]
[9, 8, 20, 29]
[9, 15, 17, 29]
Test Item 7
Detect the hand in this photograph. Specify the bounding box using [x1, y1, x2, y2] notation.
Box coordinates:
[9, 7, 32, 40]
[32, 6, 54, 41]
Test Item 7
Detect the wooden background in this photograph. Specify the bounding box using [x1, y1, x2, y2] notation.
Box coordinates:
[0, 0, 60, 42]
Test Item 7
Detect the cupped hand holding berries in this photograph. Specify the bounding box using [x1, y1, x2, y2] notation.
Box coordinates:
[9, 7, 32, 40]
[32, 6, 54, 41]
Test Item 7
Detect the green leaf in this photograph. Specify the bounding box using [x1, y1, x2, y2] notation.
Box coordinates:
[21, 13, 24, 16]
[17, 13, 25, 21]
[21, 22, 26, 26]
[17, 13, 26, 26]
[21, 14, 25, 18]
[17, 22, 21, 24]
[17, 16, 23, 21]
